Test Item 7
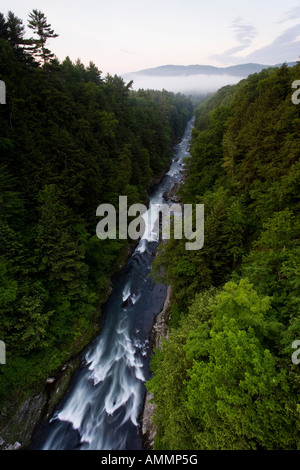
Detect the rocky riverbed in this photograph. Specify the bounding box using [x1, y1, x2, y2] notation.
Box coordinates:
[140, 285, 172, 450]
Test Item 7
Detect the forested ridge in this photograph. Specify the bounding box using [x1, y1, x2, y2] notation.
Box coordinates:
[0, 10, 192, 411]
[148, 62, 300, 449]
[1, 8, 299, 452]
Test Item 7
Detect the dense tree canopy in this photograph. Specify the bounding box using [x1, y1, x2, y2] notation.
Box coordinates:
[0, 9, 192, 406]
[148, 62, 300, 450]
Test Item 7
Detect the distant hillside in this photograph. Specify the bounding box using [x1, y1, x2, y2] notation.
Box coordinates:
[147, 61, 300, 452]
[131, 62, 297, 78]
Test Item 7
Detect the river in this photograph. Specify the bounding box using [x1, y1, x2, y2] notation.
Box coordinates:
[31, 118, 194, 450]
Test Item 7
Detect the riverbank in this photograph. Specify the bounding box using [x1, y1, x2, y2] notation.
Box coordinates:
[0, 241, 135, 451]
[0, 117, 193, 451]
[140, 133, 190, 450]
[140, 285, 173, 449]
[0, 162, 174, 451]
[139, 172, 186, 450]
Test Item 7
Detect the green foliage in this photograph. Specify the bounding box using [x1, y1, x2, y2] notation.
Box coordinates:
[0, 10, 192, 407]
[185, 327, 294, 450]
[149, 281, 298, 450]
[149, 63, 300, 449]
[27, 9, 58, 66]
[152, 187, 248, 320]
[147, 289, 216, 450]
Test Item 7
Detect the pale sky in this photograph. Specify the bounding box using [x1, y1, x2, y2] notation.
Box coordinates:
[2, 0, 300, 76]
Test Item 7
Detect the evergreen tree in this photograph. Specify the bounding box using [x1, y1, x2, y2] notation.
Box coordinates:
[27, 9, 58, 66]
[6, 11, 26, 48]
[148, 62, 300, 450]
[0, 11, 33, 61]
[0, 13, 8, 41]
[0, 10, 192, 418]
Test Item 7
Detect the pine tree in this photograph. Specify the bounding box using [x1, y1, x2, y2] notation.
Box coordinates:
[0, 12, 9, 41]
[27, 9, 58, 66]
[6, 11, 26, 48]
[0, 12, 33, 60]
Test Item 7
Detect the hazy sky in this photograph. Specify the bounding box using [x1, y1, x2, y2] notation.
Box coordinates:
[2, 0, 300, 75]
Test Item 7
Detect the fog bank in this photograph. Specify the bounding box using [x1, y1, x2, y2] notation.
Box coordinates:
[123, 73, 245, 95]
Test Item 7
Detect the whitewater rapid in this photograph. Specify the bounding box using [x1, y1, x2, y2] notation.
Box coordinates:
[32, 118, 194, 450]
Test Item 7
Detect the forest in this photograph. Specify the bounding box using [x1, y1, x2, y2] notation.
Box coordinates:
[1, 7, 299, 452]
[0, 10, 192, 411]
[148, 61, 300, 449]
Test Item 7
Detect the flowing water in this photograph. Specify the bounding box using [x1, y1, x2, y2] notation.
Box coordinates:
[32, 119, 194, 450]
